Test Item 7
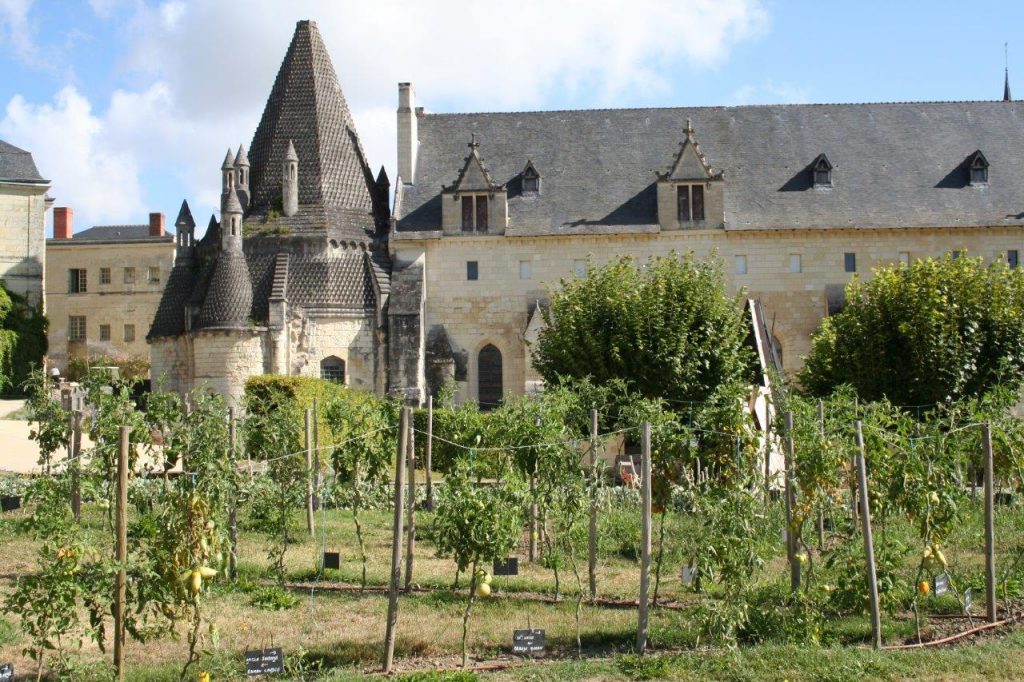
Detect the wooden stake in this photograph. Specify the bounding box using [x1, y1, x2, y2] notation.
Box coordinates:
[404, 420, 416, 591]
[588, 407, 599, 601]
[529, 465, 538, 562]
[855, 420, 882, 650]
[425, 395, 434, 510]
[983, 422, 997, 623]
[851, 398, 860, 530]
[817, 400, 826, 548]
[313, 398, 322, 497]
[383, 407, 409, 673]
[784, 411, 800, 592]
[304, 409, 315, 538]
[636, 421, 652, 654]
[228, 407, 238, 582]
[114, 425, 129, 679]
[71, 410, 82, 523]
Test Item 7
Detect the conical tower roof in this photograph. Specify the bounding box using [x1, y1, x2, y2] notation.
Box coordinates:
[247, 20, 376, 220]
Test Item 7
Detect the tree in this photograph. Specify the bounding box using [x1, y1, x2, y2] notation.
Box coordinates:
[799, 254, 1024, 405]
[532, 253, 754, 404]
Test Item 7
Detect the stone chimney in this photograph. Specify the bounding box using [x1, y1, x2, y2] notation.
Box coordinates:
[53, 207, 73, 239]
[149, 212, 165, 237]
[397, 82, 418, 185]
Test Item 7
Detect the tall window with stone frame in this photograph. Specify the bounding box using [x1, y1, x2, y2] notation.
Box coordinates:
[461, 195, 489, 232]
[99, 267, 111, 285]
[677, 184, 705, 223]
[69, 268, 87, 293]
[99, 324, 111, 341]
[68, 316, 86, 341]
[123, 324, 135, 343]
[124, 267, 136, 284]
[478, 344, 503, 410]
[320, 356, 345, 384]
[148, 266, 160, 283]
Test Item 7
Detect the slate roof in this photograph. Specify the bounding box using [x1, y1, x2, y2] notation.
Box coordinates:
[397, 100, 1024, 234]
[0, 140, 47, 183]
[246, 20, 382, 241]
[50, 224, 173, 242]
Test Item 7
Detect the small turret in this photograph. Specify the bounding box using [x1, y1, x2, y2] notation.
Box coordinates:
[221, 147, 235, 196]
[174, 199, 196, 262]
[282, 139, 299, 217]
[234, 145, 250, 212]
[374, 165, 391, 230]
[221, 186, 243, 252]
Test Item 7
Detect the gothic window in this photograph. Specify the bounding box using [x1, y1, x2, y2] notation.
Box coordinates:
[676, 184, 705, 222]
[812, 154, 833, 187]
[968, 151, 989, 185]
[461, 195, 489, 231]
[478, 344, 502, 410]
[320, 356, 345, 384]
[522, 161, 541, 193]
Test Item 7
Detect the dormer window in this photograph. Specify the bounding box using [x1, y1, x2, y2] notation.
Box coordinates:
[811, 154, 833, 187]
[461, 194, 488, 232]
[968, 150, 989, 185]
[522, 161, 541, 194]
[677, 184, 705, 222]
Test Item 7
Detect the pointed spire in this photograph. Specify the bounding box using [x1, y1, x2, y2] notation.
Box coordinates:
[174, 199, 195, 229]
[222, 148, 235, 170]
[284, 139, 298, 161]
[224, 187, 243, 215]
[376, 165, 389, 187]
[1005, 68, 1012, 102]
[234, 144, 250, 168]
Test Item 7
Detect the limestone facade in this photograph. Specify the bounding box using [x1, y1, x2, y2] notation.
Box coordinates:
[0, 140, 50, 308]
[46, 213, 175, 372]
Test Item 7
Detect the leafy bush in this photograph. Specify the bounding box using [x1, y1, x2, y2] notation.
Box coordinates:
[66, 354, 149, 383]
[246, 585, 300, 611]
[742, 583, 824, 644]
[617, 653, 670, 680]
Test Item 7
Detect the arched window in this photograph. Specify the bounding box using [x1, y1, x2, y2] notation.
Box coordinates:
[478, 344, 502, 410]
[320, 356, 345, 384]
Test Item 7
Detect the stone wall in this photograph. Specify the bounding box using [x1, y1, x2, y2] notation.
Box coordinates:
[46, 239, 176, 371]
[396, 225, 1024, 402]
[0, 184, 47, 307]
[286, 312, 378, 390]
[190, 329, 266, 407]
[150, 337, 191, 394]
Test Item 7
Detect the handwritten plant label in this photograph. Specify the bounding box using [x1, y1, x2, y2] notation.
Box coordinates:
[493, 558, 519, 576]
[963, 588, 973, 613]
[513, 629, 545, 654]
[0, 496, 20, 512]
[681, 564, 695, 585]
[245, 648, 284, 675]
[933, 573, 949, 596]
[323, 552, 340, 570]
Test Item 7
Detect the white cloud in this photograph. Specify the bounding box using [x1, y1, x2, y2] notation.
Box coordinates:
[0, 0, 38, 63]
[0, 86, 148, 228]
[3, 0, 770, 227]
[731, 81, 811, 105]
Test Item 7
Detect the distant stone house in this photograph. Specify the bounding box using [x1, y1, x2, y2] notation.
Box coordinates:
[150, 19, 1024, 408]
[0, 140, 49, 308]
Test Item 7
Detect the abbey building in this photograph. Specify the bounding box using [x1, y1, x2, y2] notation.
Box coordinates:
[150, 20, 1024, 406]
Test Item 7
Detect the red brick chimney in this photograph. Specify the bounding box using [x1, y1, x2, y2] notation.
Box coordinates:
[149, 212, 165, 237]
[53, 207, 73, 239]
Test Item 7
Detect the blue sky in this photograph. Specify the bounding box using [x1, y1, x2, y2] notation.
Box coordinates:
[1, 0, 1020, 233]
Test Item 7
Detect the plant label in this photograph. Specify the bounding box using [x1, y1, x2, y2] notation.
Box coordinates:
[681, 564, 695, 585]
[245, 648, 284, 675]
[963, 588, 973, 613]
[780, 529, 787, 544]
[493, 558, 519, 576]
[323, 552, 341, 570]
[513, 628, 545, 654]
[933, 573, 949, 596]
[0, 496, 20, 512]
[0, 663, 12, 681]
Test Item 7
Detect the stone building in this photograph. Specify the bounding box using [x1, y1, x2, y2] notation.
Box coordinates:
[151, 19, 1024, 407]
[148, 20, 390, 405]
[46, 209, 175, 372]
[0, 139, 49, 308]
[391, 88, 1024, 405]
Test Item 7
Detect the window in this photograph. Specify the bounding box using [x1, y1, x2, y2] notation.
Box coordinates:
[68, 316, 86, 341]
[99, 324, 111, 341]
[320, 356, 346, 384]
[467, 261, 479, 281]
[789, 254, 802, 273]
[461, 195, 488, 231]
[69, 268, 87, 293]
[123, 324, 135, 343]
[735, 254, 748, 275]
[1008, 250, 1019, 268]
[899, 251, 910, 266]
[124, 267, 136, 284]
[970, 166, 988, 185]
[844, 252, 856, 273]
[573, 259, 587, 278]
[812, 154, 833, 187]
[519, 260, 531, 280]
[478, 344, 503, 410]
[676, 184, 705, 222]
[522, 163, 541, 193]
[968, 151, 989, 185]
[99, 268, 111, 285]
[148, 266, 160, 283]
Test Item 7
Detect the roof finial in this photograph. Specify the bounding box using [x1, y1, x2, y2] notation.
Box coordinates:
[468, 133, 479, 149]
[684, 117, 695, 140]
[1005, 42, 1013, 101]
